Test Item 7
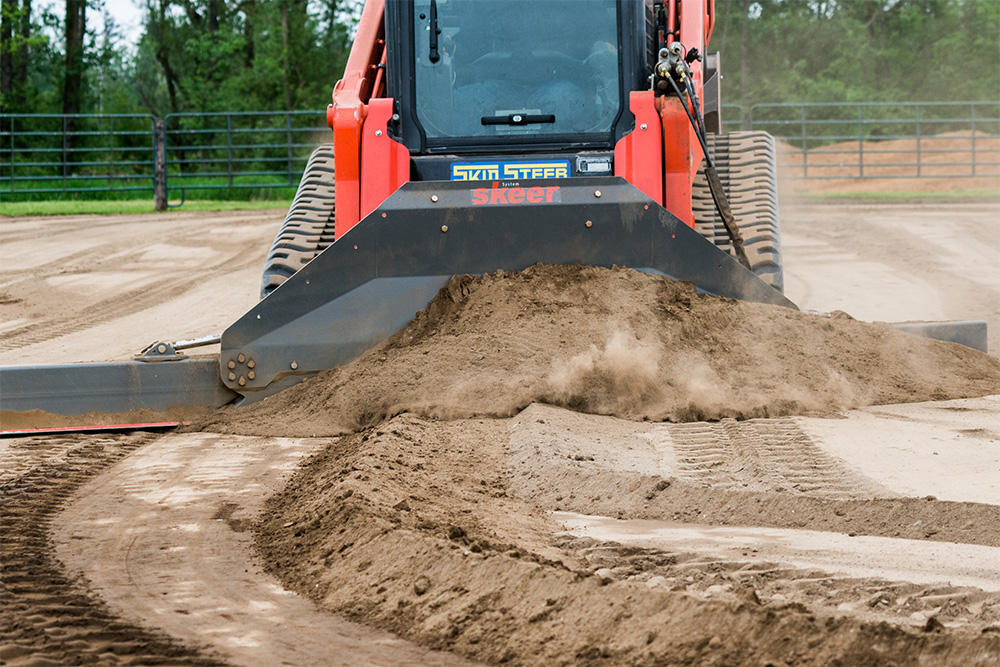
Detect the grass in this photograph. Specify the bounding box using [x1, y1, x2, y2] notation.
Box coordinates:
[797, 188, 1000, 201]
[0, 199, 293, 217]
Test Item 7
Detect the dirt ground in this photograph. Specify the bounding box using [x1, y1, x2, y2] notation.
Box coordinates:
[2, 192, 1000, 666]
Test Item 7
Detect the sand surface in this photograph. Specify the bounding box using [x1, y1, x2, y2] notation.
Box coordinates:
[52, 432, 476, 667]
[2, 197, 1000, 665]
[780, 199, 1000, 354]
[0, 210, 281, 365]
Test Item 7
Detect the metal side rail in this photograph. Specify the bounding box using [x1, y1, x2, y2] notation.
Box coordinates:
[0, 357, 238, 419]
[890, 320, 988, 354]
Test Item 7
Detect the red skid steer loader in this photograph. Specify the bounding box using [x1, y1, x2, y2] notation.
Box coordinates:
[1, 0, 985, 430]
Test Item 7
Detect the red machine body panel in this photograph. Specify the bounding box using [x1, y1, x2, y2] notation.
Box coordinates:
[330, 0, 715, 233]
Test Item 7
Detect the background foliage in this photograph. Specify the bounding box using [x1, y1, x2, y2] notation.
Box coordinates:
[711, 0, 999, 106]
[1, 0, 358, 115]
[2, 0, 998, 116]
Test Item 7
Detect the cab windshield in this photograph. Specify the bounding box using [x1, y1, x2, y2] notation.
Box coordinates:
[412, 0, 620, 141]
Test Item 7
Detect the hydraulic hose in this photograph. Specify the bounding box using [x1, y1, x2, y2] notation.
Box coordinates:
[666, 70, 750, 270]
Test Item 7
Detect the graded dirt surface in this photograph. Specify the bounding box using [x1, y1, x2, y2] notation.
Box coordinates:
[780, 198, 1000, 355]
[2, 198, 1000, 666]
[0, 432, 228, 667]
[51, 432, 476, 667]
[0, 210, 281, 365]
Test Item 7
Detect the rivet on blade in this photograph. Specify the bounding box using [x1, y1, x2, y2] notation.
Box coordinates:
[227, 360, 236, 369]
[585, 220, 592, 228]
[441, 225, 448, 233]
[157, 344, 167, 353]
[247, 359, 255, 368]
[431, 195, 439, 202]
[594, 190, 602, 198]
[228, 372, 236, 381]
[237, 353, 245, 363]
[291, 361, 298, 370]
[238, 376, 246, 386]
[248, 371, 255, 380]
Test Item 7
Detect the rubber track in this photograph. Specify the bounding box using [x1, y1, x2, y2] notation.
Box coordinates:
[260, 144, 336, 299]
[693, 131, 784, 292]
[0, 433, 227, 666]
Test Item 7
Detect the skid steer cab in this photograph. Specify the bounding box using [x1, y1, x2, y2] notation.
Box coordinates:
[1, 0, 986, 431]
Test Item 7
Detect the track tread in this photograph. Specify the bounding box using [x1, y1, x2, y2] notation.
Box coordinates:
[693, 131, 784, 292]
[260, 144, 337, 298]
[667, 418, 879, 499]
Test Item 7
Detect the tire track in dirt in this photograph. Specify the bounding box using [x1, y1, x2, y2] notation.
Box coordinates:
[554, 531, 1000, 631]
[51, 432, 478, 667]
[0, 212, 278, 354]
[0, 245, 263, 354]
[0, 433, 227, 667]
[668, 418, 890, 499]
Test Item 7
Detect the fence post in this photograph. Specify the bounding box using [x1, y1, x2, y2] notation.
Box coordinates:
[154, 118, 167, 211]
[971, 103, 977, 176]
[227, 114, 234, 188]
[915, 106, 921, 177]
[857, 106, 864, 178]
[286, 112, 294, 186]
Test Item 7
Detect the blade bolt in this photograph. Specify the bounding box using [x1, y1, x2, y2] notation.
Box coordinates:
[375, 130, 382, 136]
[431, 195, 439, 202]
[441, 225, 448, 233]
[247, 359, 255, 368]
[238, 376, 246, 386]
[248, 371, 255, 380]
[237, 353, 245, 363]
[228, 360, 236, 369]
[290, 361, 298, 370]
[640, 123, 647, 130]
[594, 190, 602, 198]
[228, 372, 236, 381]
[585, 220, 592, 228]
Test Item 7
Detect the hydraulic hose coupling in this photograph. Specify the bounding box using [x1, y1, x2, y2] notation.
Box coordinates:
[653, 42, 686, 94]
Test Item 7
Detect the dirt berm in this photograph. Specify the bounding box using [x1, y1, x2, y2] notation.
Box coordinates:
[204, 263, 1000, 436]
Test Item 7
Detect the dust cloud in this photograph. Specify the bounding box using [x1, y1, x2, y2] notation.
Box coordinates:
[545, 328, 663, 414]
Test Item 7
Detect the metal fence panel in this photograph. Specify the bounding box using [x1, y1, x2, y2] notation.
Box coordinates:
[1, 114, 156, 198]
[748, 101, 1000, 179]
[162, 111, 329, 199]
[3, 103, 998, 204]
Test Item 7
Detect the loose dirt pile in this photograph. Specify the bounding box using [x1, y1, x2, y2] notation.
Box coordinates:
[204, 264, 1000, 436]
[233, 264, 1000, 665]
